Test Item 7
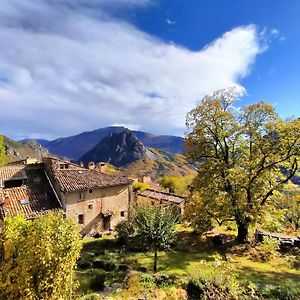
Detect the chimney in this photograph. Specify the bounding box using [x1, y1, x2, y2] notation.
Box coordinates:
[26, 157, 38, 165]
[141, 176, 151, 184]
[98, 162, 106, 173]
[79, 161, 84, 168]
[88, 161, 95, 170]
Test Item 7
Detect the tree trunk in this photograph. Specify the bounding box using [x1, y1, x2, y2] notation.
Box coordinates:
[237, 222, 249, 243]
[153, 247, 158, 273]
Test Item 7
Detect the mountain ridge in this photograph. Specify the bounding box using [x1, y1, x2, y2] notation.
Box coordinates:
[20, 127, 185, 160]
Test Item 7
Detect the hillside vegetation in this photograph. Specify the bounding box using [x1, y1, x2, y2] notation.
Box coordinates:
[123, 148, 195, 180]
[0, 135, 50, 162]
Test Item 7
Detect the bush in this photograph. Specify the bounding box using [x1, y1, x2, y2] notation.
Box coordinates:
[186, 259, 254, 300]
[80, 293, 101, 300]
[132, 182, 150, 193]
[92, 259, 115, 271]
[260, 286, 300, 300]
[186, 278, 234, 300]
[251, 237, 280, 262]
[115, 221, 135, 245]
[90, 271, 106, 292]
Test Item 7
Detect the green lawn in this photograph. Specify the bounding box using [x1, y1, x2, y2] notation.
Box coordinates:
[76, 227, 300, 298]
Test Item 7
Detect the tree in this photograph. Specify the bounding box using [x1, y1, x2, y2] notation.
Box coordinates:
[133, 205, 178, 272]
[185, 88, 300, 243]
[0, 213, 82, 300]
[159, 175, 195, 196]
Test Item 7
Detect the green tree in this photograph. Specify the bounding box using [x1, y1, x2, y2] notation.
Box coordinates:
[0, 213, 82, 300]
[159, 175, 195, 196]
[0, 135, 6, 166]
[133, 205, 178, 272]
[132, 182, 150, 193]
[185, 88, 300, 243]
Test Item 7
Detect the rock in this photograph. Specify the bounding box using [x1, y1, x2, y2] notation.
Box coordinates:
[78, 260, 92, 269]
[93, 259, 106, 269]
[137, 266, 147, 273]
[92, 259, 115, 271]
[119, 264, 130, 271]
[80, 129, 146, 167]
[212, 234, 231, 246]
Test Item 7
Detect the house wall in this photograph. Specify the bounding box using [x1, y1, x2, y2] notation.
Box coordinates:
[136, 194, 184, 215]
[61, 184, 130, 234]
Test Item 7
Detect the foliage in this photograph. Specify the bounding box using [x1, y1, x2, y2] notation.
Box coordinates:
[89, 270, 106, 292]
[260, 285, 300, 300]
[186, 258, 253, 300]
[77, 227, 300, 297]
[185, 88, 300, 242]
[132, 182, 150, 193]
[132, 205, 178, 272]
[184, 192, 213, 234]
[115, 220, 135, 245]
[250, 237, 280, 262]
[159, 174, 195, 196]
[0, 135, 6, 166]
[258, 183, 300, 234]
[0, 213, 82, 300]
[105, 163, 118, 174]
[80, 293, 101, 300]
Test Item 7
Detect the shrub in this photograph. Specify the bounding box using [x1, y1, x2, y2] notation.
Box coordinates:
[186, 259, 253, 300]
[80, 293, 101, 300]
[132, 182, 150, 193]
[92, 259, 115, 271]
[260, 286, 300, 300]
[115, 221, 135, 245]
[90, 271, 106, 292]
[251, 237, 280, 262]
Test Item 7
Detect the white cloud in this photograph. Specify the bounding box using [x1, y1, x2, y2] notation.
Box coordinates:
[0, 0, 264, 139]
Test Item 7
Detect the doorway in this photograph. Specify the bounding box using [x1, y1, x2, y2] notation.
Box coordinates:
[103, 216, 111, 231]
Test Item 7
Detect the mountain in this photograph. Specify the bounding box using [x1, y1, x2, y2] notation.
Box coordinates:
[80, 129, 146, 167]
[134, 131, 184, 153]
[24, 127, 185, 160]
[79, 129, 194, 178]
[124, 148, 196, 179]
[42, 127, 126, 160]
[19, 139, 50, 147]
[3, 136, 50, 161]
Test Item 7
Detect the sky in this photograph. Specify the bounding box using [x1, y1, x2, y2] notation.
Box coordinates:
[0, 0, 300, 140]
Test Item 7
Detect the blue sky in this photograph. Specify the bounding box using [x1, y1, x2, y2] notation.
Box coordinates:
[130, 0, 300, 116]
[0, 0, 299, 140]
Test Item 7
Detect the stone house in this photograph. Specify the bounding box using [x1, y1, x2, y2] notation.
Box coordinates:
[136, 188, 185, 215]
[0, 157, 132, 235]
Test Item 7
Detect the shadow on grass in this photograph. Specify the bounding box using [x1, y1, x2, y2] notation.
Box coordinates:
[238, 266, 300, 287]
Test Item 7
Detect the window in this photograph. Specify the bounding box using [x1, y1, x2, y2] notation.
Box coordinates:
[88, 203, 93, 210]
[78, 214, 85, 224]
[4, 179, 23, 189]
[89, 189, 93, 193]
[79, 192, 84, 201]
[151, 201, 155, 206]
[120, 211, 125, 217]
[59, 163, 69, 169]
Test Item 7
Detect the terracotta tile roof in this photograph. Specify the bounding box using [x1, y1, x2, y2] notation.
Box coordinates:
[0, 166, 62, 220]
[52, 169, 132, 192]
[43, 157, 132, 192]
[138, 189, 185, 204]
[0, 166, 27, 187]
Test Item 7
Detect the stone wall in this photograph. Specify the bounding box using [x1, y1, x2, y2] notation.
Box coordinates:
[62, 184, 130, 234]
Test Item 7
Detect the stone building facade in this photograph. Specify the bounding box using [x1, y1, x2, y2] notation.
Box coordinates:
[0, 157, 132, 235]
[136, 188, 185, 215]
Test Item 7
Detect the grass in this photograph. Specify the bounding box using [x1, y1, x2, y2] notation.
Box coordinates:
[76, 227, 300, 298]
